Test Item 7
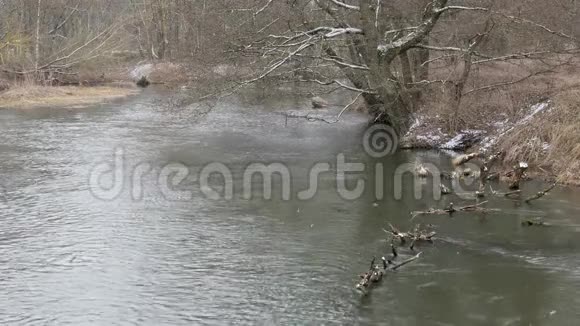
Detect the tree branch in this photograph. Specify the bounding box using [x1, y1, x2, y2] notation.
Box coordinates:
[328, 0, 360, 10]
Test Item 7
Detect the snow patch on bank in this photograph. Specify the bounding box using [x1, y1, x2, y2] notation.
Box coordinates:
[130, 63, 153, 79]
[440, 130, 486, 150]
[520, 102, 551, 125]
[480, 100, 552, 152]
[401, 100, 552, 152]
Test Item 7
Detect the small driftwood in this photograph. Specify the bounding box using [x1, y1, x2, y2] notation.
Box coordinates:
[486, 172, 500, 181]
[525, 183, 557, 203]
[483, 151, 503, 167]
[489, 185, 522, 198]
[356, 257, 385, 291]
[282, 112, 336, 125]
[383, 224, 436, 250]
[440, 183, 452, 195]
[440, 171, 460, 180]
[478, 151, 503, 197]
[356, 247, 423, 292]
[521, 218, 550, 227]
[391, 252, 423, 270]
[452, 152, 482, 167]
[411, 201, 496, 219]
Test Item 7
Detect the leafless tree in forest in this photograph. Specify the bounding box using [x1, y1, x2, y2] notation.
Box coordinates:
[1, 0, 580, 130]
[1, 0, 125, 83]
[233, 0, 580, 131]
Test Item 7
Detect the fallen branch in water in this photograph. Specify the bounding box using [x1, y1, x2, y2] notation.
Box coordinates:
[392, 252, 423, 271]
[383, 224, 436, 250]
[521, 218, 550, 227]
[478, 151, 504, 196]
[282, 111, 336, 125]
[525, 183, 557, 203]
[411, 201, 496, 219]
[356, 257, 385, 291]
[489, 185, 522, 198]
[355, 244, 423, 293]
[452, 152, 482, 167]
[486, 172, 500, 181]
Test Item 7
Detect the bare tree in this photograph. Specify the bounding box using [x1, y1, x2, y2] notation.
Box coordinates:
[231, 0, 579, 131]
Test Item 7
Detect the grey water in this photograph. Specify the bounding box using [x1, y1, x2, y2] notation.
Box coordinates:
[1, 88, 580, 325]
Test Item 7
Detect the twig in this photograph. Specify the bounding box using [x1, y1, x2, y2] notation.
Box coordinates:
[335, 92, 363, 121]
[452, 152, 482, 167]
[490, 185, 521, 198]
[254, 0, 274, 16]
[391, 252, 423, 270]
[411, 201, 495, 219]
[525, 183, 557, 203]
[282, 111, 336, 124]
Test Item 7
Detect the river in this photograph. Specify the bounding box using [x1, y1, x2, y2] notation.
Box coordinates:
[1, 88, 580, 325]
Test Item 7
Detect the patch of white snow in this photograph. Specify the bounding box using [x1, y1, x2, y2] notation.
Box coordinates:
[130, 63, 153, 79]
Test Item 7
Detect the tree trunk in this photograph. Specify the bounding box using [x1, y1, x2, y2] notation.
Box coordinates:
[399, 52, 417, 111]
[34, 0, 42, 78]
[413, 48, 430, 82]
[400, 52, 414, 87]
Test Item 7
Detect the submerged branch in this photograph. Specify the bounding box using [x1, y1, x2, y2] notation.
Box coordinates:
[392, 252, 423, 271]
[490, 185, 522, 198]
[525, 183, 557, 203]
[411, 201, 496, 219]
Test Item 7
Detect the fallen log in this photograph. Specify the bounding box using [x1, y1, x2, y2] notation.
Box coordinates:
[356, 257, 385, 291]
[452, 152, 482, 167]
[311, 96, 329, 109]
[355, 250, 423, 292]
[525, 183, 557, 203]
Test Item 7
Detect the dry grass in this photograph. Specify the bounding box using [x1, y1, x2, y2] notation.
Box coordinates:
[0, 78, 9, 92]
[0, 83, 138, 109]
[497, 90, 580, 184]
[411, 55, 580, 184]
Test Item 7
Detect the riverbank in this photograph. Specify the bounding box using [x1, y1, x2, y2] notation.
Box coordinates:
[0, 84, 139, 109]
[401, 89, 580, 185]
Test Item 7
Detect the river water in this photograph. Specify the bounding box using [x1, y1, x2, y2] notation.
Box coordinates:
[1, 88, 580, 325]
